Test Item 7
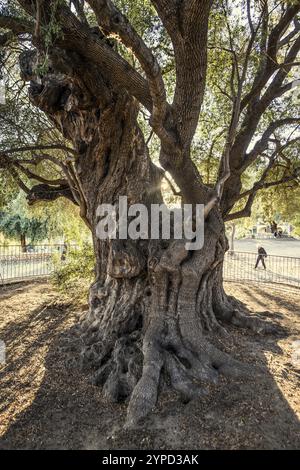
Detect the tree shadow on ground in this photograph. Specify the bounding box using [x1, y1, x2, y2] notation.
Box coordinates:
[235, 283, 300, 314]
[0, 283, 299, 450]
[0, 281, 42, 301]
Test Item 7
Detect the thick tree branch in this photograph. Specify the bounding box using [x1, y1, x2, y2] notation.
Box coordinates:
[0, 151, 80, 209]
[55, 4, 153, 112]
[70, 0, 88, 26]
[14, 161, 66, 186]
[171, 0, 212, 147]
[225, 192, 256, 222]
[224, 31, 300, 179]
[260, 34, 300, 107]
[246, 0, 254, 35]
[0, 14, 33, 35]
[15, 0, 153, 111]
[150, 1, 213, 150]
[240, 3, 300, 111]
[279, 18, 300, 48]
[227, 169, 300, 222]
[2, 143, 77, 156]
[0, 152, 31, 193]
[86, 0, 174, 147]
[26, 183, 77, 205]
[226, 136, 300, 222]
[243, 118, 300, 170]
[150, 1, 180, 44]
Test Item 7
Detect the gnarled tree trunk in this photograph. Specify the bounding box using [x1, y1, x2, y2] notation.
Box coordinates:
[82, 201, 272, 428]
[19, 49, 274, 428]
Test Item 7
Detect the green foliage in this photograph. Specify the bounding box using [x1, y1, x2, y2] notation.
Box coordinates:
[36, 0, 65, 76]
[0, 191, 91, 245]
[0, 212, 47, 242]
[194, 0, 300, 190]
[43, 0, 64, 47]
[0, 173, 17, 209]
[0, 193, 49, 243]
[51, 243, 95, 300]
[229, 182, 300, 239]
[1, 0, 299, 245]
[252, 184, 300, 236]
[31, 197, 91, 244]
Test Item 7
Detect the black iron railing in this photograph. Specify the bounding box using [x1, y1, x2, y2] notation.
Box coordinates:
[224, 251, 300, 288]
[0, 245, 299, 289]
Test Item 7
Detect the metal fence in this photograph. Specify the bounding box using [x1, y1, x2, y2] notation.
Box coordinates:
[224, 251, 300, 288]
[0, 245, 73, 285]
[0, 245, 299, 289]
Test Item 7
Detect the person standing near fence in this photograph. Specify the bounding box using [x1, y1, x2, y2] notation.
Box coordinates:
[61, 242, 68, 262]
[255, 246, 267, 270]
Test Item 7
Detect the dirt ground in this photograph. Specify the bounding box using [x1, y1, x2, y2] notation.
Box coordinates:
[0, 280, 299, 450]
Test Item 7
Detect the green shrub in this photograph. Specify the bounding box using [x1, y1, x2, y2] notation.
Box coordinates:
[51, 243, 95, 301]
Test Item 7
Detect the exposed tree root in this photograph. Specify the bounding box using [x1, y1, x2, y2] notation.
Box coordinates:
[71, 236, 278, 428]
[57, 227, 280, 429]
[125, 320, 257, 428]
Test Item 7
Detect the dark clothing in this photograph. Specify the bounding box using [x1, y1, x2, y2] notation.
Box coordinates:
[271, 221, 278, 234]
[255, 255, 266, 269]
[61, 243, 68, 262]
[255, 247, 267, 269]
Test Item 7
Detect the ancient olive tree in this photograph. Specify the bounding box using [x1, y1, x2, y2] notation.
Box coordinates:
[1, 0, 300, 425]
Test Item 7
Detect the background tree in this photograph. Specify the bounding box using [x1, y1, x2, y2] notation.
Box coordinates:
[0, 0, 300, 426]
[252, 182, 300, 235]
[0, 193, 49, 250]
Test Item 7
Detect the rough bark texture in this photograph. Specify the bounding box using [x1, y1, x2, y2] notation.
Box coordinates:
[17, 44, 276, 427]
[80, 212, 274, 428]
